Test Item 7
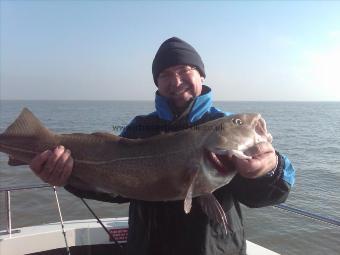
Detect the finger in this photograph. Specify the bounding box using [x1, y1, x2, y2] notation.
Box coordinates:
[48, 149, 71, 186]
[233, 150, 277, 178]
[58, 153, 74, 186]
[233, 157, 262, 178]
[30, 150, 52, 175]
[245, 142, 274, 157]
[40, 146, 65, 182]
[233, 156, 261, 172]
[54, 149, 71, 177]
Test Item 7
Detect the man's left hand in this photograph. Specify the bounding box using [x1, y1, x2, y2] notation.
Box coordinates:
[216, 142, 277, 179]
[232, 142, 277, 178]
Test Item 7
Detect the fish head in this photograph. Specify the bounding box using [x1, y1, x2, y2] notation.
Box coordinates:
[200, 113, 273, 184]
[204, 113, 272, 158]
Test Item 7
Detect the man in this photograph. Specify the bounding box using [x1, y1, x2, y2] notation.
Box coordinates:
[30, 37, 295, 255]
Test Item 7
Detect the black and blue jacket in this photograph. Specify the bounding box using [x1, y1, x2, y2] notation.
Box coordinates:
[66, 85, 295, 255]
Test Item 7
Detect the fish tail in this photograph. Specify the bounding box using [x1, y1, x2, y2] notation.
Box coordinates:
[0, 108, 56, 164]
[2, 108, 51, 137]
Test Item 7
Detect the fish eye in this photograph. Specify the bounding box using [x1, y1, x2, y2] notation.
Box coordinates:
[232, 118, 243, 125]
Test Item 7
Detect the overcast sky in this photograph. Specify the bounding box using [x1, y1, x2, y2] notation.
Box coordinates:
[1, 1, 340, 101]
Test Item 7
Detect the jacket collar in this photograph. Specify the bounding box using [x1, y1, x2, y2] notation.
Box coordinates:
[154, 85, 213, 123]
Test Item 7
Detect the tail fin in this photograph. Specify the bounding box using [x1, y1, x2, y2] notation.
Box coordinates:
[2, 108, 52, 138]
[0, 108, 55, 164]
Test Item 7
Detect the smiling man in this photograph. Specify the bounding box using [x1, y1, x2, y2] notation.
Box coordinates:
[30, 37, 295, 255]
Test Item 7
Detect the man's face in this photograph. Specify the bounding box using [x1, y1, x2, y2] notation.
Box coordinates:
[157, 65, 203, 108]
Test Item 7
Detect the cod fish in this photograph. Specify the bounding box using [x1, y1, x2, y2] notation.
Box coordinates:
[0, 108, 272, 231]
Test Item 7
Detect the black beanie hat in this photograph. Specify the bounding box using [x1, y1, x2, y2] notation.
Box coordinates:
[152, 37, 205, 85]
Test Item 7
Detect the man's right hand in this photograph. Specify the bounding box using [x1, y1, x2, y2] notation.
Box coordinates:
[30, 145, 74, 186]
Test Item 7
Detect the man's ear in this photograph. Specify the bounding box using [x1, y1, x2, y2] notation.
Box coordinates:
[201, 77, 205, 83]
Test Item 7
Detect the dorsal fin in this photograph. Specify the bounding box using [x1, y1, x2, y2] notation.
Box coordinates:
[3, 107, 53, 138]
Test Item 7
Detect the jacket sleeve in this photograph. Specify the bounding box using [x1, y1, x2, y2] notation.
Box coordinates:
[227, 152, 295, 208]
[63, 118, 143, 204]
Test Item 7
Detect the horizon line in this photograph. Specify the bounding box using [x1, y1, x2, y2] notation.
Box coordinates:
[1, 99, 339, 103]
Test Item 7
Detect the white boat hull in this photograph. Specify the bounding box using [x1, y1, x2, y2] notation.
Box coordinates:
[0, 217, 280, 255]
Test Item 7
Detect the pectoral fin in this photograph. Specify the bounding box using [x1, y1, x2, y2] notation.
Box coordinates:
[198, 194, 230, 235]
[183, 168, 199, 214]
[184, 182, 194, 214]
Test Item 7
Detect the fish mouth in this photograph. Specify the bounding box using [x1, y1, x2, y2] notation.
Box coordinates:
[254, 115, 273, 143]
[204, 149, 236, 175]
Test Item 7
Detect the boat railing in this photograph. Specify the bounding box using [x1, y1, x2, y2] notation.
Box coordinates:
[0, 183, 51, 236]
[1, 183, 340, 237]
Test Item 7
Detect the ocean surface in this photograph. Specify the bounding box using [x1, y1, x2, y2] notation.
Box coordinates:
[0, 100, 339, 255]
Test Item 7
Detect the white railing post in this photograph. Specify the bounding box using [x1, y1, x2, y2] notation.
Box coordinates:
[5, 191, 12, 237]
